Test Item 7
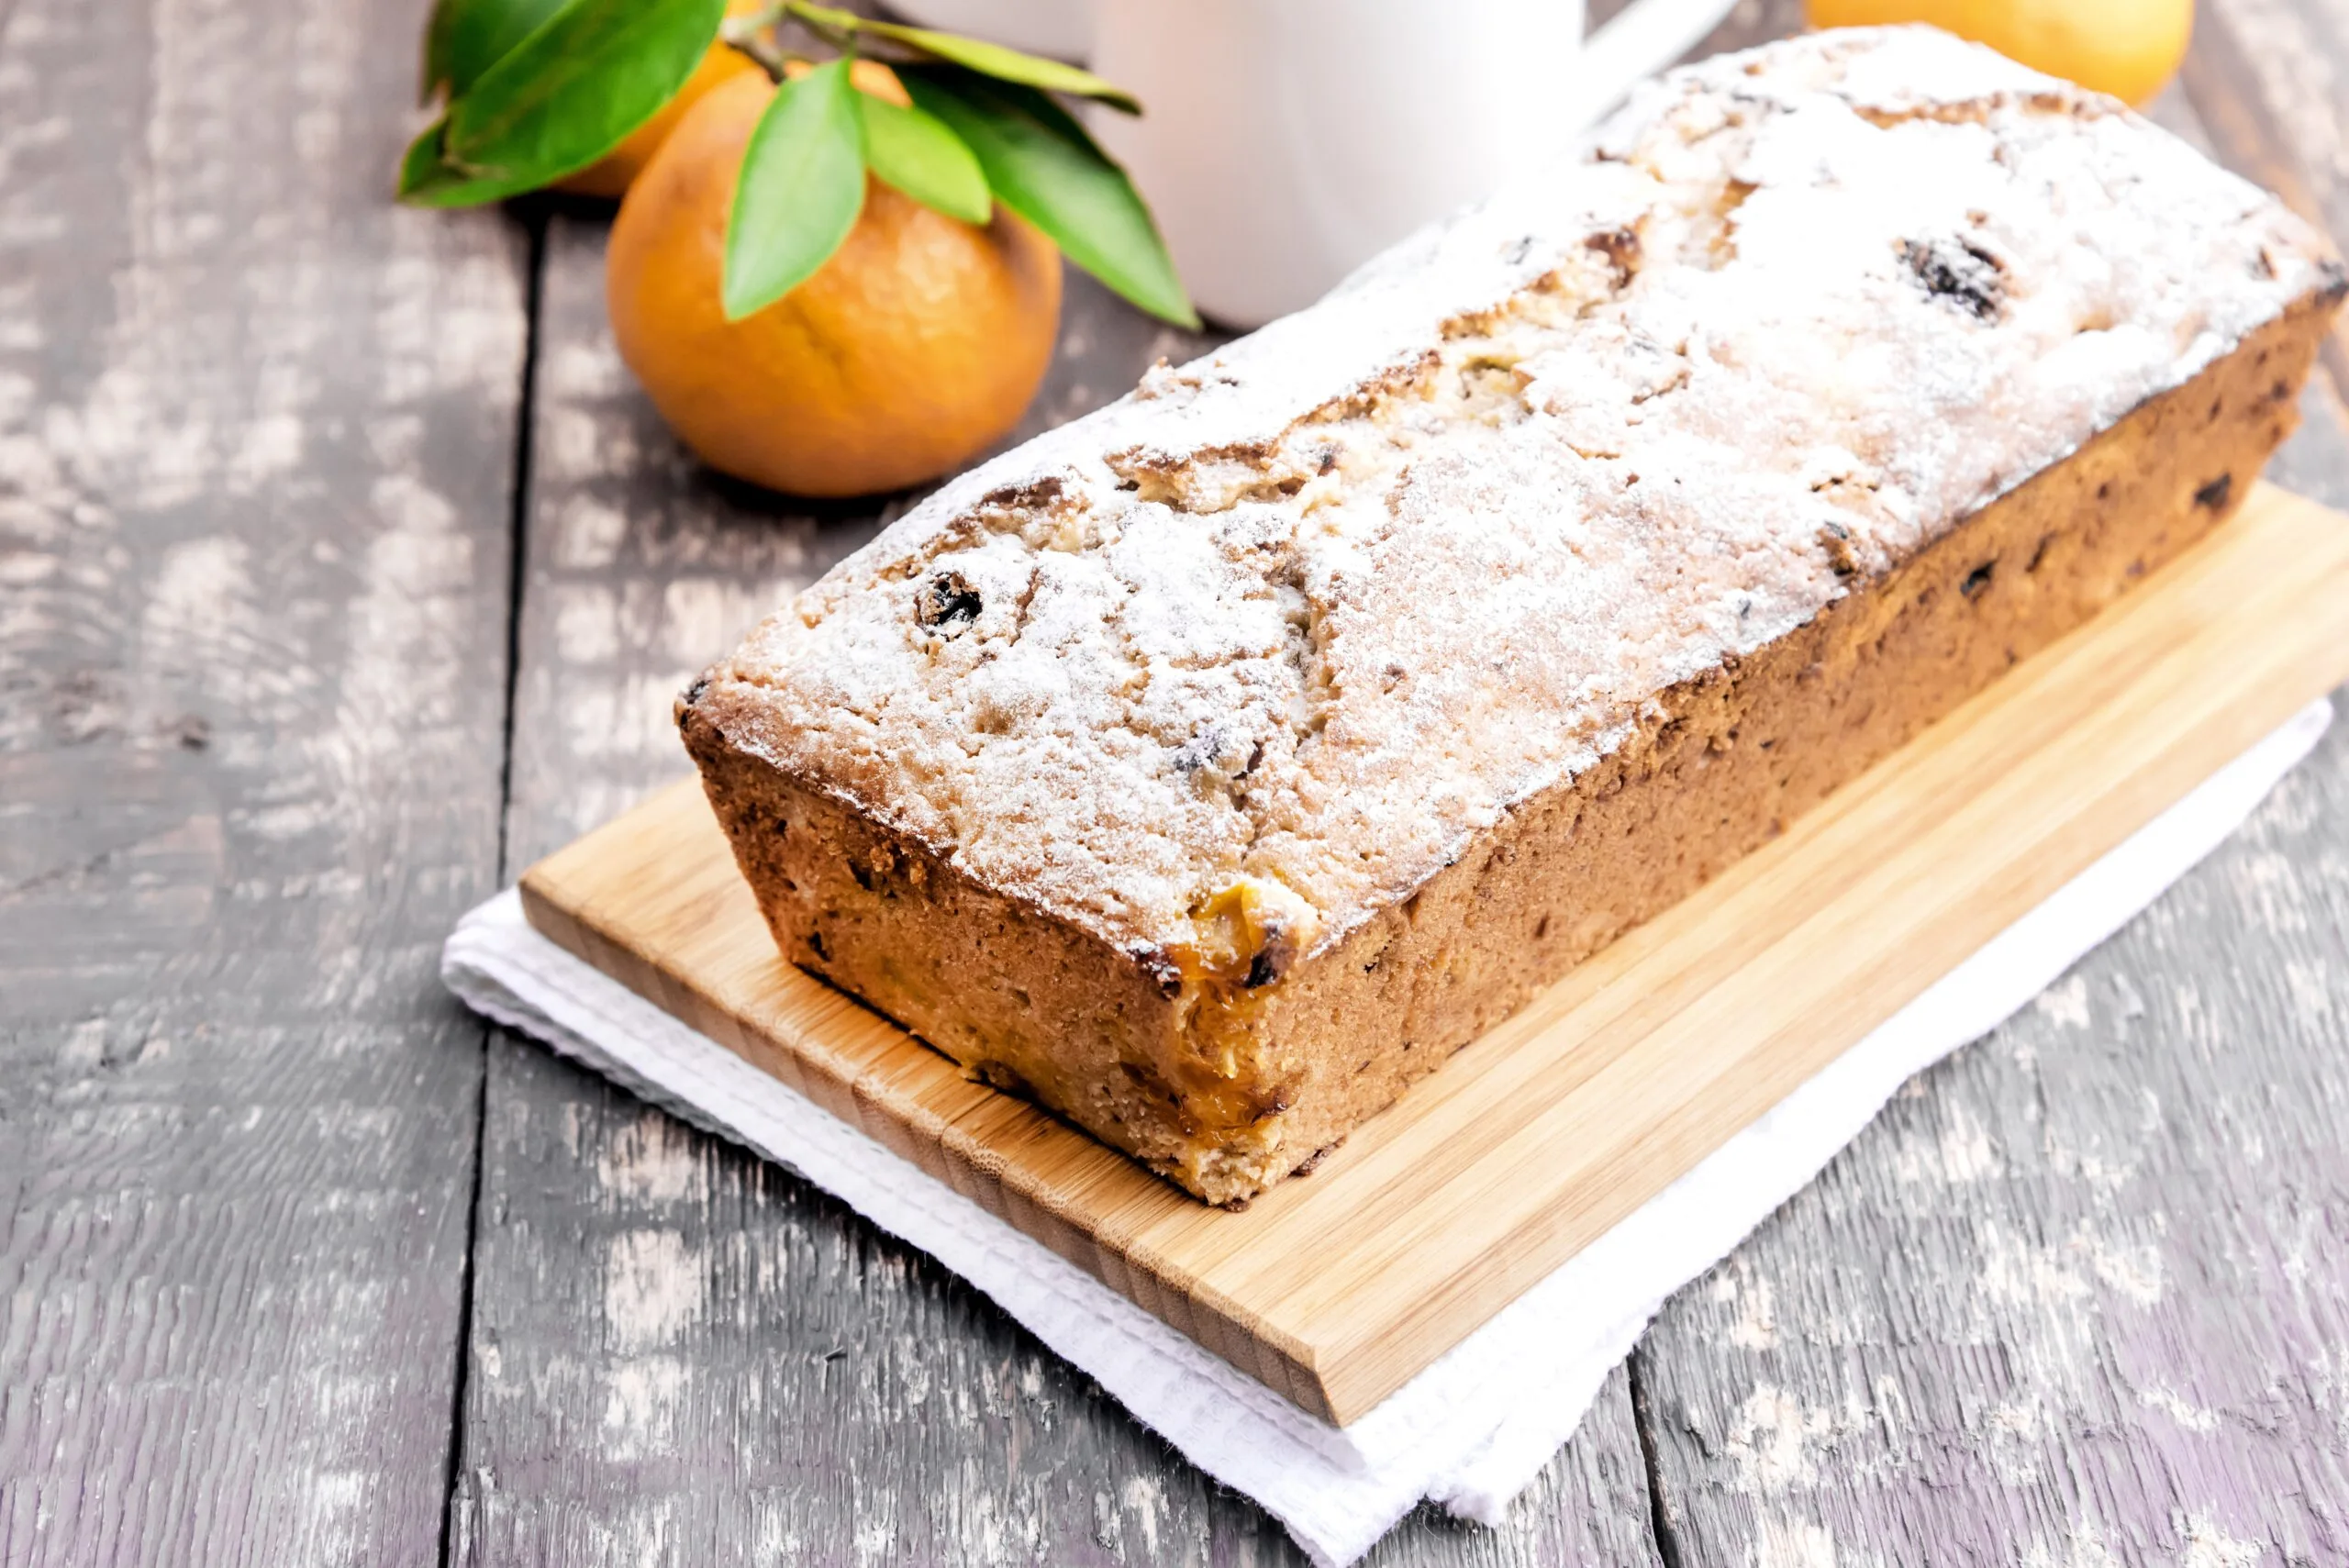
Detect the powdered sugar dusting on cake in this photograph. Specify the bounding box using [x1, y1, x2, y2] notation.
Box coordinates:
[698, 27, 2342, 963]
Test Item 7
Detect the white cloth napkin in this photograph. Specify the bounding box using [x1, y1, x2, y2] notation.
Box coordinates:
[441, 698, 2331, 1568]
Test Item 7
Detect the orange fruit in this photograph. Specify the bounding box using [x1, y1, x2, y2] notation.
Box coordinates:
[556, 2, 763, 199]
[606, 65, 1063, 497]
[1807, 0, 2191, 105]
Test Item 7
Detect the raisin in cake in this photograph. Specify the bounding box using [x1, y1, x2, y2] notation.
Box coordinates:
[679, 28, 2347, 1205]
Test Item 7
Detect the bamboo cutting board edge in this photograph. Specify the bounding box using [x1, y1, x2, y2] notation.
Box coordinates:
[518, 483, 2349, 1426]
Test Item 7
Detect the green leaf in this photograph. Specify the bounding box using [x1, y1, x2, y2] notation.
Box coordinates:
[724, 58, 868, 319]
[858, 95, 990, 226]
[400, 117, 453, 193]
[422, 0, 571, 102]
[902, 66, 1196, 328]
[785, 2, 1141, 114]
[406, 0, 729, 206]
[397, 112, 539, 205]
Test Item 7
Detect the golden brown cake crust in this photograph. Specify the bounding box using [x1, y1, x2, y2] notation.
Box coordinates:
[682, 27, 2348, 1204]
[683, 290, 2342, 1205]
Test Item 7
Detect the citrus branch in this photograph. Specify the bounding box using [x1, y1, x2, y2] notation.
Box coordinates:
[719, 6, 794, 80]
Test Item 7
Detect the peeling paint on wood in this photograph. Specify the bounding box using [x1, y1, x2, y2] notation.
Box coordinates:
[0, 0, 529, 1561]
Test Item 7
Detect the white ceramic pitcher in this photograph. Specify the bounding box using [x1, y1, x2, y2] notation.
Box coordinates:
[885, 0, 1094, 57]
[1087, 0, 1745, 327]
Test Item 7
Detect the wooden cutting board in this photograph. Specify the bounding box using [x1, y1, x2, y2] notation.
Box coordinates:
[519, 482, 2349, 1428]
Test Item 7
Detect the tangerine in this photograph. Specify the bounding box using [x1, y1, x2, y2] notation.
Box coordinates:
[1807, 0, 2192, 105]
[606, 65, 1063, 497]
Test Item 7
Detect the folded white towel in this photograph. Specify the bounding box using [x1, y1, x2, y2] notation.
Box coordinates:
[441, 698, 2330, 1568]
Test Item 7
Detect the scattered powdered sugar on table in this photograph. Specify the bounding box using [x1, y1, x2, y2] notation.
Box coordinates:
[696, 26, 2340, 966]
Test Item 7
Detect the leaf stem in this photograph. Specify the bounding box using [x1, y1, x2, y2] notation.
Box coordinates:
[780, 3, 863, 59]
[724, 0, 786, 33]
[720, 6, 793, 81]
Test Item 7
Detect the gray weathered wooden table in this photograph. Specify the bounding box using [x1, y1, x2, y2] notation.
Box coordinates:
[8, 1, 2349, 1562]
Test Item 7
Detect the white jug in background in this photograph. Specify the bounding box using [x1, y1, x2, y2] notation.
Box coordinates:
[883, 0, 1093, 60]
[1090, 0, 1745, 328]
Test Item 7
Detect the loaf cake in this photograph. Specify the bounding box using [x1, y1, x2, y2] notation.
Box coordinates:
[680, 28, 2346, 1205]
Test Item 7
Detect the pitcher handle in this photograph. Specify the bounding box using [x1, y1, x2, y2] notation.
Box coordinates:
[1565, 0, 1746, 129]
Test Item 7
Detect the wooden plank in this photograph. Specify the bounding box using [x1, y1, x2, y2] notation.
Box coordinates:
[457, 216, 1670, 1564]
[1628, 38, 2349, 1567]
[0, 0, 529, 1560]
[521, 483, 2349, 1429]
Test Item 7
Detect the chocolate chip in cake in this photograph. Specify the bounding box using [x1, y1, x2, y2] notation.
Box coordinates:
[1585, 226, 1642, 289]
[1817, 520, 1861, 578]
[2194, 473, 2234, 510]
[1170, 728, 1223, 775]
[981, 474, 1065, 511]
[917, 572, 984, 634]
[675, 674, 711, 734]
[1900, 236, 2006, 322]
